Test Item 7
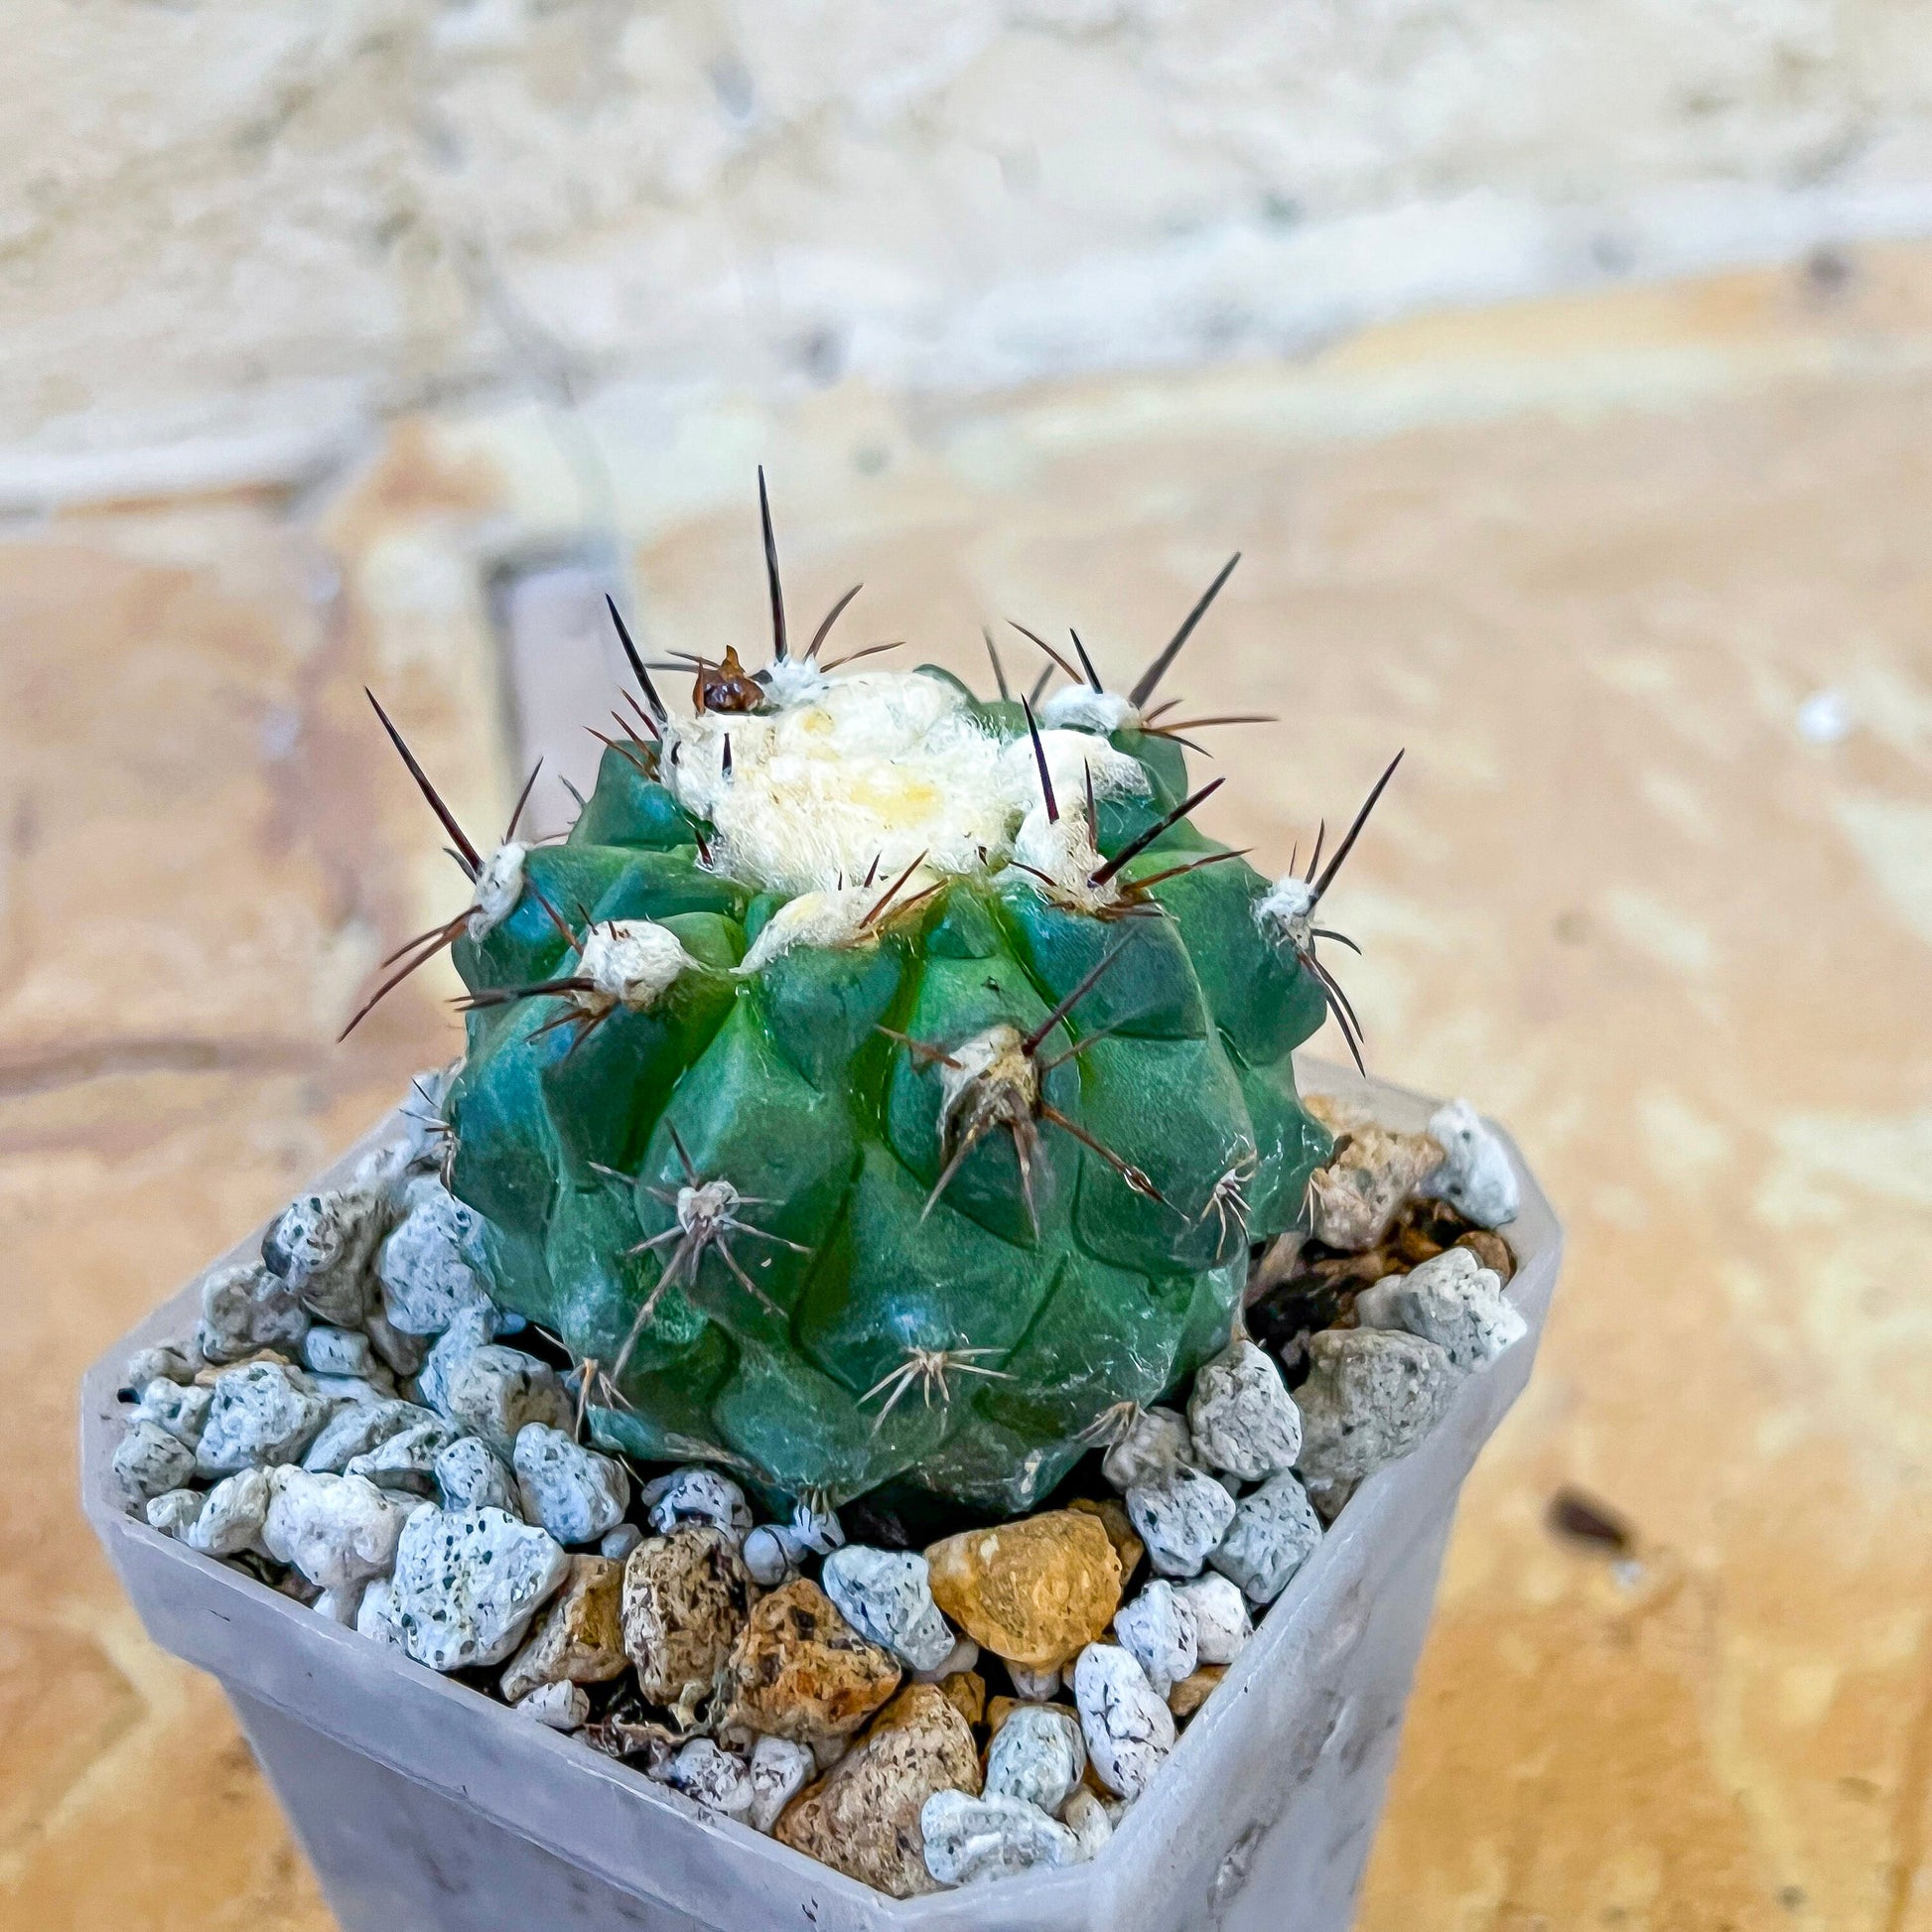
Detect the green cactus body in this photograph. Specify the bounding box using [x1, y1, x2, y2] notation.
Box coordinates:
[439, 643, 1339, 1512]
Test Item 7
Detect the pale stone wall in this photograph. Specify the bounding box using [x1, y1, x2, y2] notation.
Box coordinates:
[8, 0, 1932, 502]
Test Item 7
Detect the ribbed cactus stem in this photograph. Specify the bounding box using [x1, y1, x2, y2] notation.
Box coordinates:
[351, 487, 1401, 1508]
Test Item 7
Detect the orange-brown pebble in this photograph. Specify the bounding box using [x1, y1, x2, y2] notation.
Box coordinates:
[1455, 1227, 1515, 1281]
[1067, 1495, 1146, 1584]
[501, 1554, 625, 1704]
[924, 1509, 1122, 1671]
[775, 1684, 981, 1897]
[1168, 1663, 1227, 1720]
[939, 1669, 987, 1729]
[723, 1577, 901, 1741]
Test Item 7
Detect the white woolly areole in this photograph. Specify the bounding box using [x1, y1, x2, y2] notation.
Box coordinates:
[759, 656, 832, 709]
[659, 669, 1150, 899]
[676, 1178, 740, 1234]
[937, 1024, 1035, 1129]
[998, 728, 1150, 820]
[467, 843, 528, 939]
[1254, 874, 1314, 950]
[736, 886, 884, 976]
[1039, 686, 1141, 735]
[1011, 803, 1114, 912]
[574, 920, 697, 1013]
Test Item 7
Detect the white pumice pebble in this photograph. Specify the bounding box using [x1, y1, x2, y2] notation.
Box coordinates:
[1208, 1470, 1322, 1605]
[1174, 1576, 1252, 1666]
[377, 1174, 492, 1335]
[196, 1361, 333, 1476]
[146, 1488, 205, 1538]
[415, 1305, 497, 1416]
[262, 1184, 386, 1326]
[921, 1788, 1082, 1886]
[666, 1737, 755, 1815]
[1072, 1642, 1175, 1799]
[197, 1261, 310, 1364]
[310, 1374, 393, 1407]
[746, 1734, 816, 1833]
[820, 1547, 956, 1672]
[433, 1436, 521, 1516]
[116, 1419, 200, 1501]
[355, 1574, 408, 1650]
[740, 1524, 794, 1587]
[514, 1681, 591, 1731]
[187, 1466, 273, 1557]
[300, 1325, 386, 1384]
[983, 1702, 1086, 1813]
[1423, 1098, 1520, 1227]
[135, 1376, 212, 1448]
[1294, 1328, 1461, 1483]
[389, 1503, 571, 1672]
[345, 1418, 458, 1495]
[1355, 1245, 1527, 1371]
[262, 1468, 411, 1591]
[1113, 1581, 1198, 1697]
[1101, 1406, 1194, 1493]
[441, 1345, 573, 1455]
[126, 1343, 200, 1387]
[1061, 1788, 1113, 1860]
[640, 1466, 752, 1544]
[1007, 1662, 1061, 1702]
[1186, 1340, 1303, 1481]
[513, 1425, 631, 1546]
[600, 1521, 644, 1562]
[303, 1399, 436, 1474]
[913, 1636, 980, 1684]
[737, 1497, 842, 1583]
[1125, 1463, 1238, 1578]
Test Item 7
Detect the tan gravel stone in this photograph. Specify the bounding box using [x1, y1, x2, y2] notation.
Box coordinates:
[1303, 1103, 1443, 1254]
[1168, 1664, 1227, 1721]
[924, 1510, 1122, 1672]
[774, 1684, 981, 1898]
[500, 1555, 626, 1705]
[938, 1670, 986, 1729]
[621, 1528, 751, 1709]
[724, 1579, 901, 1742]
[1067, 1495, 1145, 1585]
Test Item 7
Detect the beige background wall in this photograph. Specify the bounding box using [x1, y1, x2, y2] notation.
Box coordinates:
[11, 0, 1932, 502]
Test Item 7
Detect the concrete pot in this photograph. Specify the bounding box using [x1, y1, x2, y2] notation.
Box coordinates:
[81, 1063, 1560, 1932]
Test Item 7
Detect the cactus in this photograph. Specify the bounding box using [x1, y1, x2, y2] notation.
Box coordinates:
[354, 481, 1398, 1511]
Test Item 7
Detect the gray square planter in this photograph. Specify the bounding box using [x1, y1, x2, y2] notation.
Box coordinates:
[80, 1063, 1560, 1932]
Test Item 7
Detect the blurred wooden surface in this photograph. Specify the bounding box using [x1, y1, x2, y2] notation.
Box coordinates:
[4, 247, 1930, 1931]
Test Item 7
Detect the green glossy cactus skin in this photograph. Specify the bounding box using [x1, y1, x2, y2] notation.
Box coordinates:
[445, 679, 1333, 1511]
